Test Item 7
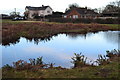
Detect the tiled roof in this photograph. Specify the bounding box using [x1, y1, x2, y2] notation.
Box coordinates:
[25, 6, 51, 10]
[65, 8, 98, 15]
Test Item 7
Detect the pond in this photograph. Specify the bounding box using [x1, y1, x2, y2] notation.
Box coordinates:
[1, 31, 119, 68]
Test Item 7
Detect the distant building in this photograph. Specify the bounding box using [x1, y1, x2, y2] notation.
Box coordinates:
[0, 14, 10, 19]
[25, 5, 53, 19]
[45, 11, 64, 18]
[63, 7, 98, 19]
[98, 12, 118, 19]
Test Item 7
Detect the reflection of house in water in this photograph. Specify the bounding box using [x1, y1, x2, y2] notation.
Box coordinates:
[66, 33, 87, 39]
[103, 31, 120, 44]
[2, 31, 119, 46]
[66, 32, 98, 40]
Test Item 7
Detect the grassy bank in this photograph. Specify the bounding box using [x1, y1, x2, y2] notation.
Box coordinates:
[2, 49, 120, 78]
[101, 24, 119, 30]
[2, 20, 119, 46]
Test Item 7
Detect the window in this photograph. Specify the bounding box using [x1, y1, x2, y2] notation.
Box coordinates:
[84, 16, 86, 18]
[41, 11, 44, 13]
[64, 15, 67, 18]
[47, 11, 50, 13]
[76, 15, 78, 18]
[73, 15, 78, 19]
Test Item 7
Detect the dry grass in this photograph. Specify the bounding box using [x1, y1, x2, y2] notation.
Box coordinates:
[2, 21, 119, 45]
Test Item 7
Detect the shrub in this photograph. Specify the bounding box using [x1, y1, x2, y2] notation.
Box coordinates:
[96, 49, 120, 65]
[29, 57, 43, 66]
[96, 54, 109, 65]
[2, 64, 13, 70]
[48, 18, 118, 24]
[71, 53, 88, 68]
[106, 49, 120, 60]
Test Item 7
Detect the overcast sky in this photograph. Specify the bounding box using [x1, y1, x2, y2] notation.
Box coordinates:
[0, 0, 117, 15]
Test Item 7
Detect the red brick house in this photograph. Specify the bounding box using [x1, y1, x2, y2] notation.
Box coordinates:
[63, 7, 98, 19]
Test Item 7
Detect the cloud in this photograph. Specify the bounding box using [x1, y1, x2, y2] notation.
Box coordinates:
[24, 46, 71, 60]
[25, 46, 54, 53]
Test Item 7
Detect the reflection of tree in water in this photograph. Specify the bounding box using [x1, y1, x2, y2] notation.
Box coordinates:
[103, 31, 120, 44]
[25, 36, 54, 45]
[2, 31, 119, 46]
[1, 34, 59, 46]
[1, 36, 20, 46]
[25, 34, 59, 45]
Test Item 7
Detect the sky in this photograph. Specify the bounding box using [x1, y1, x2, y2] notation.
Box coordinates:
[0, 0, 117, 15]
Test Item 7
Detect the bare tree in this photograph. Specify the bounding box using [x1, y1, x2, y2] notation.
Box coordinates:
[102, 1, 120, 13]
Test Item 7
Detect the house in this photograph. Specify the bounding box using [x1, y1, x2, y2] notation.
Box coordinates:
[25, 5, 53, 19]
[45, 11, 64, 18]
[0, 14, 10, 19]
[63, 7, 98, 19]
[98, 12, 118, 19]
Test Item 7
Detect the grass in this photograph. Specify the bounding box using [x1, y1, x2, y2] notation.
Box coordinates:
[2, 50, 120, 78]
[101, 24, 119, 30]
[1, 20, 120, 78]
[2, 19, 120, 46]
[2, 65, 119, 78]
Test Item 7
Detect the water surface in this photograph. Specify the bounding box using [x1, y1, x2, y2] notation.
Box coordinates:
[2, 31, 119, 68]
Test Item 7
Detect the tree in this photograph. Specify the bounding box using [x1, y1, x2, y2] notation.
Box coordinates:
[103, 5, 117, 12]
[93, 8, 99, 13]
[10, 11, 20, 18]
[65, 3, 79, 12]
[32, 13, 40, 19]
[24, 11, 29, 19]
[110, 0, 120, 7]
[69, 3, 79, 9]
[102, 1, 120, 13]
[98, 8, 103, 13]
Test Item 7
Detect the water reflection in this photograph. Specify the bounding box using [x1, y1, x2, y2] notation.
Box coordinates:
[1, 34, 59, 46]
[66, 32, 97, 40]
[1, 31, 119, 46]
[1, 36, 20, 46]
[2, 31, 119, 68]
[66, 33, 87, 39]
[103, 31, 120, 44]
[1, 32, 100, 46]
[66, 31, 119, 44]
[25, 36, 55, 45]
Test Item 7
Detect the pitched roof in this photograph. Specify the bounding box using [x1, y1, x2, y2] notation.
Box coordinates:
[65, 8, 98, 15]
[25, 6, 52, 10]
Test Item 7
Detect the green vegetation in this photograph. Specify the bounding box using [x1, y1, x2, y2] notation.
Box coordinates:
[102, 24, 119, 27]
[101, 24, 119, 30]
[2, 49, 120, 78]
[71, 53, 89, 68]
[1, 20, 120, 78]
[2, 20, 119, 46]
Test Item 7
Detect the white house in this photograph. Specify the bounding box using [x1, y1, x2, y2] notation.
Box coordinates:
[25, 5, 53, 19]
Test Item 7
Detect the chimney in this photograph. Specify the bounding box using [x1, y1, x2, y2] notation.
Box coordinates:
[85, 6, 87, 9]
